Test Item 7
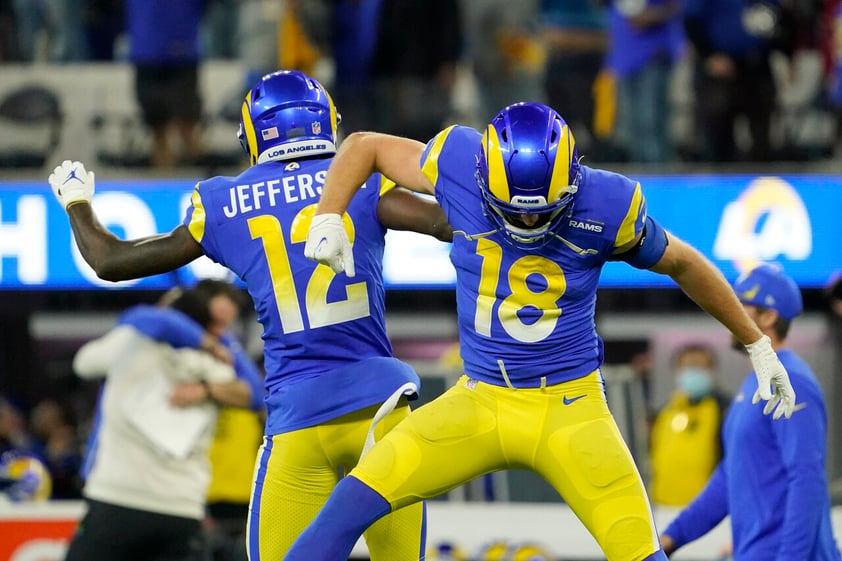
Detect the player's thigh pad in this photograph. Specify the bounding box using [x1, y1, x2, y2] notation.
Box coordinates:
[353, 376, 506, 509]
[531, 372, 659, 561]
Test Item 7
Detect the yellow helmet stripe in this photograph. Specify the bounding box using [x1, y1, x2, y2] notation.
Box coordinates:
[484, 125, 509, 202]
[421, 125, 457, 186]
[187, 184, 207, 242]
[241, 90, 259, 165]
[325, 89, 338, 137]
[548, 124, 575, 202]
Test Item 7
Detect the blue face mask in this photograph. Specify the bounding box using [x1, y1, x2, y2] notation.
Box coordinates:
[676, 367, 713, 401]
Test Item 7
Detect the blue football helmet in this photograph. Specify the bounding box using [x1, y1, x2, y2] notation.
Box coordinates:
[476, 102, 580, 248]
[238, 70, 340, 165]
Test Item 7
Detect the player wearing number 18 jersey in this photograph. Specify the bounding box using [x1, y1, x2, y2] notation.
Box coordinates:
[49, 70, 452, 561]
[437, 124, 641, 387]
[286, 101, 797, 561]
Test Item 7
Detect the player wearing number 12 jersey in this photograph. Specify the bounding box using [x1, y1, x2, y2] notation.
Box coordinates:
[48, 70, 451, 561]
[286, 101, 797, 561]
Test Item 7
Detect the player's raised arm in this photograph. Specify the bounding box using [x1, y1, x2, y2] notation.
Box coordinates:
[48, 160, 203, 281]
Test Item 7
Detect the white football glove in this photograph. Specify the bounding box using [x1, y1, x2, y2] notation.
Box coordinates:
[48, 160, 95, 209]
[746, 334, 796, 419]
[304, 213, 355, 277]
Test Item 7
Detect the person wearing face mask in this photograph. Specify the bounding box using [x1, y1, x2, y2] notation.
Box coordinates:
[649, 343, 729, 506]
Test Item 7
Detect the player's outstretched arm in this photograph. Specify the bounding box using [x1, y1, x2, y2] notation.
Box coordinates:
[66, 204, 203, 281]
[649, 232, 796, 418]
[49, 160, 203, 281]
[377, 187, 453, 243]
[649, 233, 763, 345]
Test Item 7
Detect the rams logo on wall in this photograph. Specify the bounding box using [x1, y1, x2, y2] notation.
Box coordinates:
[713, 176, 812, 275]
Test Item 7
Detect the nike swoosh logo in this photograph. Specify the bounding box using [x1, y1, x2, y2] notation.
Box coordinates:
[315, 237, 328, 255]
[563, 394, 586, 405]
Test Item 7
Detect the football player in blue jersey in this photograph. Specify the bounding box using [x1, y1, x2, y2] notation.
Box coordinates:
[48, 70, 452, 561]
[288, 101, 798, 561]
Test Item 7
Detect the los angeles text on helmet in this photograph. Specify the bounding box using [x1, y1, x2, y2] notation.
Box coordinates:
[257, 139, 336, 164]
[270, 143, 327, 157]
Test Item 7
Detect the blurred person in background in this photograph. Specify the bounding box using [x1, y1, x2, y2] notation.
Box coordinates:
[205, 389, 264, 561]
[540, 0, 610, 160]
[606, 0, 685, 164]
[320, 0, 381, 135]
[825, 271, 842, 368]
[683, 0, 802, 162]
[277, 0, 324, 80]
[203, 0, 240, 61]
[0, 0, 20, 60]
[370, 0, 462, 141]
[237, 0, 282, 90]
[649, 343, 728, 506]
[28, 397, 83, 499]
[824, 271, 842, 490]
[661, 264, 842, 561]
[191, 279, 266, 561]
[461, 0, 547, 124]
[62, 287, 256, 561]
[48, 69, 452, 559]
[284, 100, 796, 561]
[1, 397, 60, 502]
[125, 0, 206, 168]
[115, 279, 264, 561]
[12, 0, 87, 61]
[824, 0, 842, 155]
[0, 395, 34, 457]
[83, 0, 123, 61]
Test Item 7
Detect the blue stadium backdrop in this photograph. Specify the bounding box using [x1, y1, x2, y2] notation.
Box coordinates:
[0, 174, 836, 290]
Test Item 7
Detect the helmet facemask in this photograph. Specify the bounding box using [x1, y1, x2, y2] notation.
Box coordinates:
[477, 166, 577, 248]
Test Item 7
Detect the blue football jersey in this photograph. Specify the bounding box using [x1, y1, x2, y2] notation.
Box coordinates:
[184, 159, 419, 434]
[422, 125, 647, 387]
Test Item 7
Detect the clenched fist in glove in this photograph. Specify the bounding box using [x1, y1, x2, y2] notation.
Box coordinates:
[48, 160, 95, 209]
[304, 213, 355, 277]
[746, 334, 796, 419]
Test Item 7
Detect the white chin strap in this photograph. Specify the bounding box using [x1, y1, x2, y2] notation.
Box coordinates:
[257, 139, 337, 163]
